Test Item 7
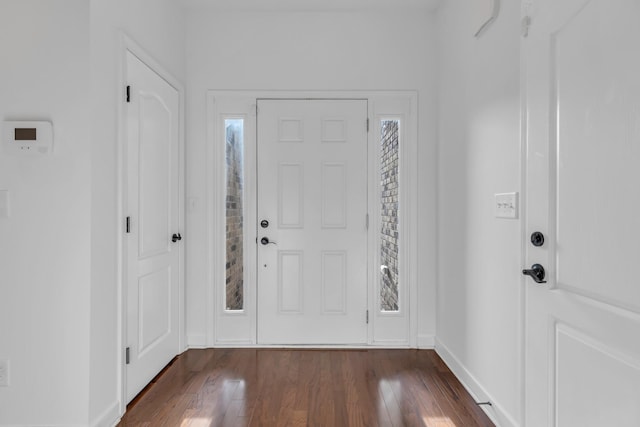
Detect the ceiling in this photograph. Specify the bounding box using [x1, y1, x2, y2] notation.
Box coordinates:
[180, 0, 442, 12]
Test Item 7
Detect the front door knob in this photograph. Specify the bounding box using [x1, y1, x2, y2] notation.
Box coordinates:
[523, 263, 547, 283]
[260, 237, 276, 245]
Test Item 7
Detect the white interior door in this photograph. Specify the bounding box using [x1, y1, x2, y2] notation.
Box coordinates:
[125, 51, 181, 402]
[257, 99, 368, 344]
[524, 0, 640, 425]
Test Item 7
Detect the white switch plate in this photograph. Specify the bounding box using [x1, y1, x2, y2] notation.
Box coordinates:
[0, 360, 9, 387]
[0, 190, 9, 218]
[495, 192, 518, 219]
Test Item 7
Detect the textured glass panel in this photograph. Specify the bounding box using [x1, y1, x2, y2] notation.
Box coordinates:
[380, 120, 399, 312]
[225, 119, 244, 310]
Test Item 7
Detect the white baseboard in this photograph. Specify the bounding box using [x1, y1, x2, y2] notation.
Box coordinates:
[187, 334, 207, 348]
[1, 425, 87, 427]
[187, 335, 434, 349]
[209, 343, 411, 349]
[416, 334, 435, 349]
[0, 425, 86, 427]
[0, 402, 120, 427]
[435, 338, 520, 427]
[89, 401, 121, 427]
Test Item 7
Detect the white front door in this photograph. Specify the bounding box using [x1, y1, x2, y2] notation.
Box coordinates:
[524, 0, 640, 425]
[256, 99, 368, 344]
[125, 51, 181, 402]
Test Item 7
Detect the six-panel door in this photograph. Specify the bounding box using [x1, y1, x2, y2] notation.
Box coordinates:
[256, 99, 369, 345]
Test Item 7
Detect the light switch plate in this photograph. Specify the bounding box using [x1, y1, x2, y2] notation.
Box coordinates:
[495, 192, 518, 219]
[0, 190, 9, 218]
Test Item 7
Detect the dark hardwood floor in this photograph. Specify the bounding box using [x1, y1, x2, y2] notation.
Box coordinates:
[118, 349, 495, 427]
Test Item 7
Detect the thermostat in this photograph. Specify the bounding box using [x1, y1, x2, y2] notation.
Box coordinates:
[3, 121, 53, 155]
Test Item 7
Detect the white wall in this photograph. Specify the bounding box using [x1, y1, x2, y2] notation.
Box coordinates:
[435, 1, 522, 426]
[89, 0, 186, 425]
[0, 1, 526, 425]
[0, 1, 92, 425]
[0, 2, 186, 425]
[184, 7, 438, 347]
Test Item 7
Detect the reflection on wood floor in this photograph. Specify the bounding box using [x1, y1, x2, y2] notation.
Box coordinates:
[118, 349, 495, 427]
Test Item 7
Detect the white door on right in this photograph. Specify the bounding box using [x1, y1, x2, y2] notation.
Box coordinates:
[524, 1, 640, 426]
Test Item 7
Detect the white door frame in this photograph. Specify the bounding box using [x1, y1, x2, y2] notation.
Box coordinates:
[206, 90, 418, 348]
[117, 35, 186, 414]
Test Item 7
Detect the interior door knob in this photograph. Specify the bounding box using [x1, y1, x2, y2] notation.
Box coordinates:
[523, 263, 547, 283]
[172, 233, 182, 243]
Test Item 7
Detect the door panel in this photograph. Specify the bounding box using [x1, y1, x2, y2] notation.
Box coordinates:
[555, 324, 640, 426]
[138, 94, 172, 258]
[257, 99, 368, 345]
[321, 251, 347, 313]
[125, 51, 180, 402]
[138, 268, 171, 354]
[552, 0, 640, 310]
[321, 163, 347, 228]
[524, 0, 640, 425]
[278, 163, 304, 228]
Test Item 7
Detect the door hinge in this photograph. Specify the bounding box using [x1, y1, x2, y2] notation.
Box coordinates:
[366, 118, 370, 132]
[126, 85, 131, 103]
[126, 216, 131, 233]
[366, 213, 369, 230]
[521, 16, 531, 37]
[125, 347, 130, 365]
[366, 310, 369, 324]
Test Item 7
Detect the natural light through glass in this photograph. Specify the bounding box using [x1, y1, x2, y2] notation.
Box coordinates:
[422, 416, 458, 427]
[380, 120, 399, 312]
[225, 119, 244, 311]
[180, 418, 212, 427]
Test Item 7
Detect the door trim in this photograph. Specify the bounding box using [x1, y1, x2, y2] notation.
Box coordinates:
[117, 34, 185, 415]
[205, 90, 418, 348]
[518, 3, 530, 425]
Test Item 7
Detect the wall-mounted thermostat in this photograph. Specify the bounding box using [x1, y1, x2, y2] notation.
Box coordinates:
[3, 121, 53, 155]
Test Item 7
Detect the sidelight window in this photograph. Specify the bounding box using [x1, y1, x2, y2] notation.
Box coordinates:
[380, 120, 399, 312]
[225, 119, 244, 311]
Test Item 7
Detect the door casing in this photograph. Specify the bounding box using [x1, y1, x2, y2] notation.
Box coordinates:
[206, 91, 418, 348]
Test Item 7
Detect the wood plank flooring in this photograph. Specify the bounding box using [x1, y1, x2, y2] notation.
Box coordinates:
[118, 349, 494, 427]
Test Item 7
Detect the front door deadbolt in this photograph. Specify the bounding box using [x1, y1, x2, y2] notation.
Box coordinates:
[531, 231, 545, 247]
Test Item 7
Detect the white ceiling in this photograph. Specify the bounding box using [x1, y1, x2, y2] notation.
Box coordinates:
[181, 0, 442, 12]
